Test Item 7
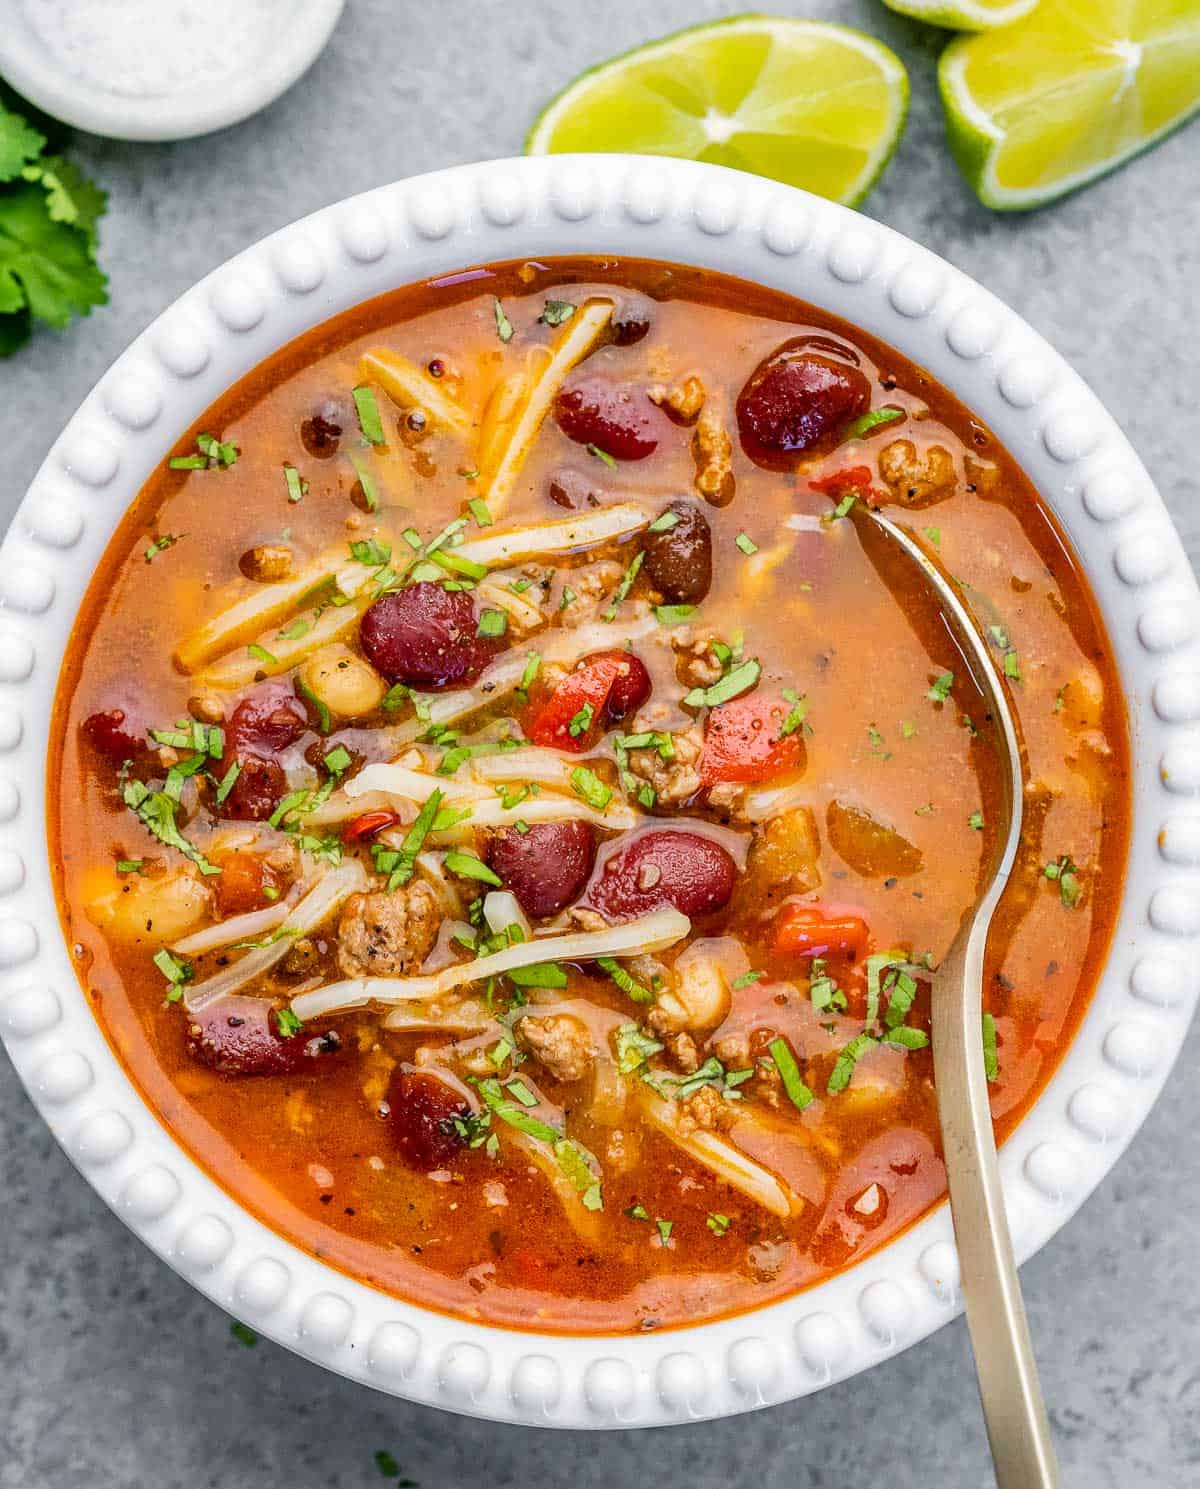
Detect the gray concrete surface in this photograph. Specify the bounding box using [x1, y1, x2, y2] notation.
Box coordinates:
[2, 2, 1197, 1485]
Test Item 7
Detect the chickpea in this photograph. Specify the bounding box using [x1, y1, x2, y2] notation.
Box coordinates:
[648, 956, 731, 1036]
[298, 644, 386, 719]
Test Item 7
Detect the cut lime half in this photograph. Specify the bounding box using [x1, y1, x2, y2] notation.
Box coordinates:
[881, 0, 1039, 31]
[940, 0, 1200, 211]
[526, 14, 908, 208]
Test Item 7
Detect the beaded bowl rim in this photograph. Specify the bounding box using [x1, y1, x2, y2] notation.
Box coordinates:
[1, 155, 1197, 1429]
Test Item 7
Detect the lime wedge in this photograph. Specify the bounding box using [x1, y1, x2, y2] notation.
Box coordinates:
[526, 15, 908, 208]
[881, 0, 1038, 30]
[940, 0, 1200, 211]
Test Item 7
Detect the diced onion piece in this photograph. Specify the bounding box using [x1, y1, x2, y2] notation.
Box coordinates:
[742, 781, 812, 823]
[290, 906, 690, 1020]
[475, 575, 545, 633]
[184, 861, 367, 1012]
[175, 549, 369, 672]
[381, 999, 494, 1033]
[454, 502, 652, 568]
[639, 1091, 800, 1219]
[483, 890, 532, 942]
[386, 614, 659, 747]
[171, 898, 294, 956]
[469, 746, 591, 792]
[431, 795, 637, 833]
[306, 788, 396, 828]
[358, 348, 474, 438]
[347, 763, 494, 804]
[480, 298, 614, 514]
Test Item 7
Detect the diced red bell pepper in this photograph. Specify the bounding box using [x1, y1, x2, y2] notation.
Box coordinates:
[700, 693, 804, 786]
[808, 464, 873, 497]
[774, 903, 870, 961]
[342, 809, 402, 842]
[528, 653, 626, 752]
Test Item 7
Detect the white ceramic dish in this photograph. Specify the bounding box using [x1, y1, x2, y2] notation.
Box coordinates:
[1, 155, 1197, 1428]
[0, 0, 345, 142]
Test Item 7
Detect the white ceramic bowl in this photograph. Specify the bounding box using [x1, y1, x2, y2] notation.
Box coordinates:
[0, 0, 345, 142]
[1, 156, 1197, 1428]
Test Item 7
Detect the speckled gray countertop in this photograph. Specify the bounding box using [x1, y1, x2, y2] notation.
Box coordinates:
[1, 2, 1197, 1485]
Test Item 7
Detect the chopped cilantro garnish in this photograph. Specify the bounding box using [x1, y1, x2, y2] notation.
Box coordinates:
[230, 1322, 258, 1348]
[444, 849, 503, 886]
[153, 947, 193, 996]
[827, 1032, 877, 1094]
[648, 510, 680, 533]
[684, 658, 761, 710]
[274, 1006, 303, 1038]
[614, 1023, 663, 1073]
[778, 689, 809, 737]
[294, 675, 331, 734]
[352, 384, 385, 444]
[567, 702, 595, 738]
[882, 1026, 929, 1051]
[570, 765, 612, 811]
[493, 297, 514, 343]
[170, 433, 236, 471]
[540, 299, 576, 326]
[626, 1203, 650, 1221]
[768, 1036, 814, 1112]
[923, 527, 941, 548]
[121, 778, 219, 876]
[283, 465, 307, 503]
[553, 1138, 603, 1210]
[732, 969, 764, 989]
[518, 652, 540, 695]
[213, 759, 242, 806]
[599, 957, 654, 1005]
[655, 1218, 673, 1244]
[842, 407, 903, 442]
[587, 442, 618, 470]
[507, 962, 568, 989]
[602, 550, 644, 621]
[735, 532, 758, 556]
[655, 604, 696, 625]
[476, 1076, 559, 1141]
[821, 492, 858, 524]
[348, 450, 379, 512]
[968, 811, 984, 831]
[323, 744, 352, 777]
[927, 670, 954, 703]
[1043, 854, 1081, 907]
[706, 1212, 731, 1236]
[1003, 649, 1022, 681]
[247, 643, 277, 667]
[982, 1012, 999, 1082]
[115, 858, 143, 875]
[144, 534, 180, 562]
[277, 617, 310, 642]
[477, 607, 507, 639]
[467, 497, 492, 527]
[900, 719, 916, 739]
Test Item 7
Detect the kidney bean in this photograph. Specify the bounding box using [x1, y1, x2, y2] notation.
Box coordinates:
[82, 708, 145, 765]
[642, 500, 712, 604]
[487, 820, 597, 919]
[226, 684, 307, 755]
[186, 995, 339, 1076]
[554, 378, 662, 461]
[586, 829, 736, 921]
[737, 341, 870, 462]
[360, 583, 502, 689]
[388, 1069, 470, 1171]
[604, 651, 651, 722]
[300, 404, 342, 458]
[611, 297, 653, 346]
[221, 754, 287, 821]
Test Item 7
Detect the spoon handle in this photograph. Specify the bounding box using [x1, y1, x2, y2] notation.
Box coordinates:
[933, 932, 1062, 1489]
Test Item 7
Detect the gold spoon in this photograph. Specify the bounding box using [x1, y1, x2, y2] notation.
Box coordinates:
[850, 500, 1061, 1489]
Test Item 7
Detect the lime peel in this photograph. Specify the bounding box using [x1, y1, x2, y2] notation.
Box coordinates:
[881, 0, 1039, 31]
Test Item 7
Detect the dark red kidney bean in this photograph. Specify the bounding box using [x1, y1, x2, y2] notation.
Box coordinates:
[221, 754, 287, 820]
[642, 500, 713, 604]
[611, 298, 653, 346]
[388, 1069, 470, 1171]
[604, 651, 652, 722]
[226, 685, 307, 755]
[586, 829, 736, 921]
[186, 995, 340, 1076]
[300, 405, 342, 458]
[488, 820, 597, 919]
[360, 583, 501, 690]
[736, 342, 870, 462]
[554, 378, 662, 461]
[82, 708, 144, 765]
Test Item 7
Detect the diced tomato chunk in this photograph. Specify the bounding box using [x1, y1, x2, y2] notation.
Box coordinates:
[774, 904, 871, 961]
[807, 465, 873, 497]
[700, 693, 804, 786]
[528, 652, 626, 752]
[342, 809, 403, 842]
